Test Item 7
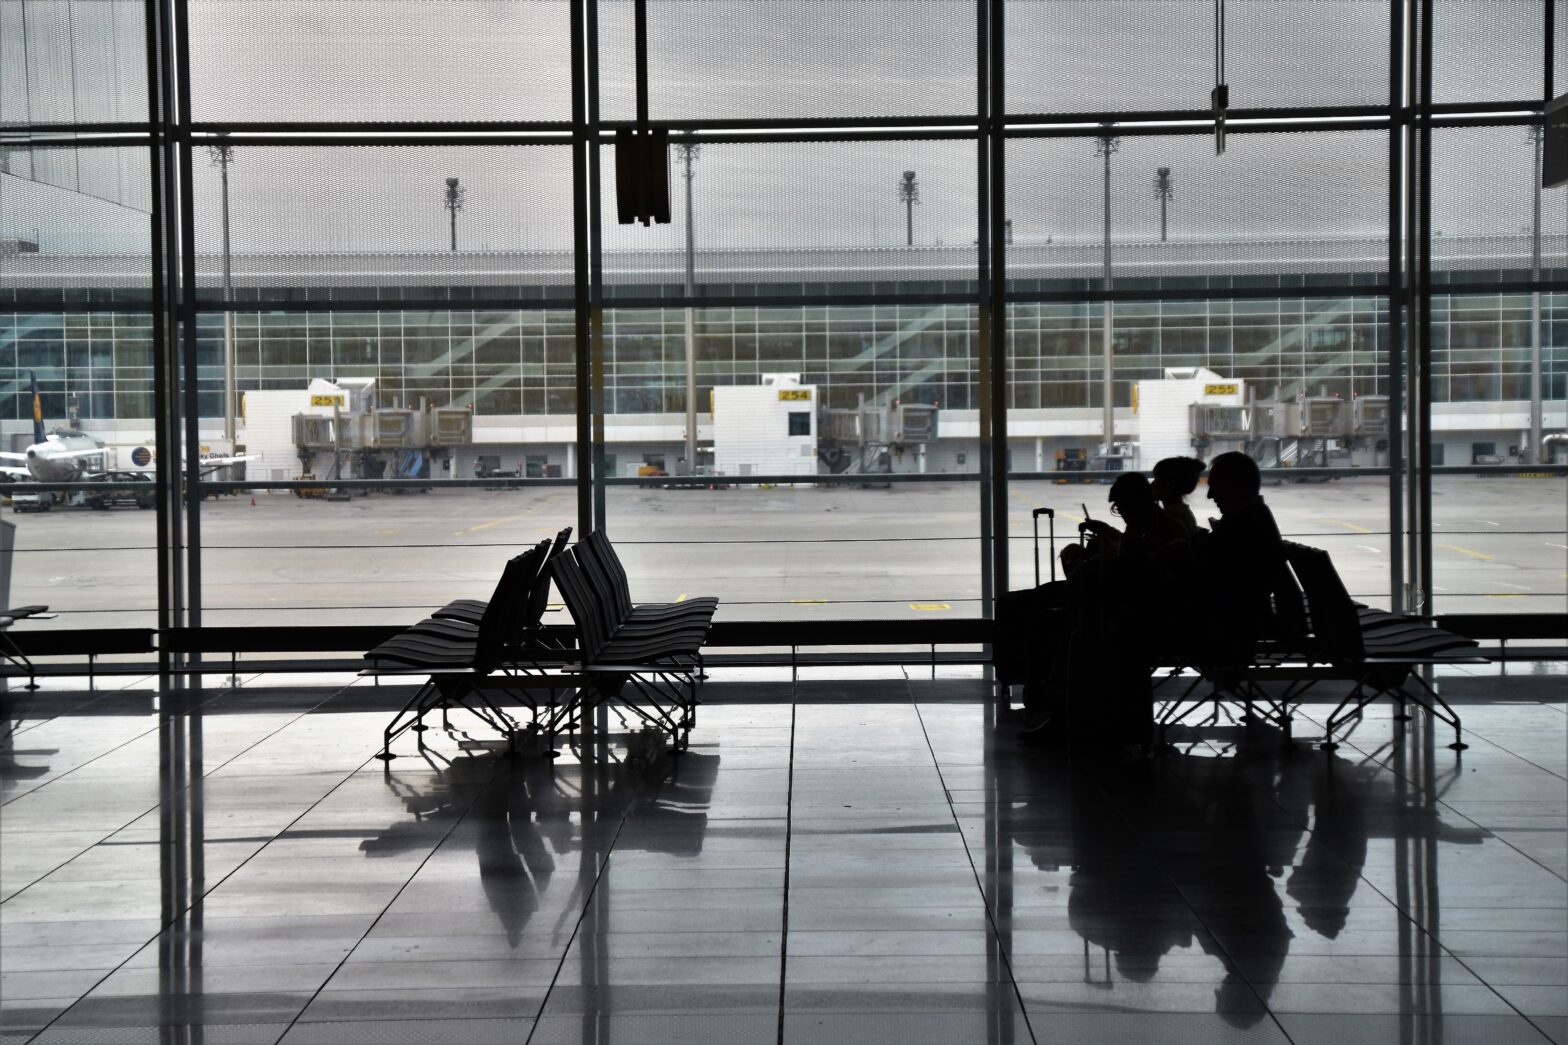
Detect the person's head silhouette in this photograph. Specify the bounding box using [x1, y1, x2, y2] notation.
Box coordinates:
[1152, 456, 1205, 506]
[1107, 472, 1159, 525]
[1205, 451, 1261, 514]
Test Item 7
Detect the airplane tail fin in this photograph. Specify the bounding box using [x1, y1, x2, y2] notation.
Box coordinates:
[30, 371, 45, 445]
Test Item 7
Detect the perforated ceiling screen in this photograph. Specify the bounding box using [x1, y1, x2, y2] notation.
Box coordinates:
[596, 0, 977, 122]
[0, 0, 149, 125]
[1432, 0, 1545, 104]
[189, 145, 575, 303]
[0, 143, 152, 293]
[185, 0, 573, 123]
[1004, 0, 1390, 115]
[1430, 124, 1567, 274]
[598, 137, 978, 298]
[1004, 130, 1389, 292]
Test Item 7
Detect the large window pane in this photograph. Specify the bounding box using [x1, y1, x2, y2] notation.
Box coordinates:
[597, 0, 976, 122]
[1005, 130, 1390, 299]
[1005, 0, 1390, 115]
[600, 138, 979, 304]
[189, 145, 576, 308]
[603, 302, 980, 619]
[185, 0, 572, 122]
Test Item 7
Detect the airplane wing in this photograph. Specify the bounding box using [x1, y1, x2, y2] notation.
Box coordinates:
[0, 464, 30, 477]
[0, 452, 28, 462]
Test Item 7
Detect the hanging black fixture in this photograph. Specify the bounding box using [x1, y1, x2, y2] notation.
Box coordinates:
[617, 0, 672, 225]
[1211, 0, 1229, 155]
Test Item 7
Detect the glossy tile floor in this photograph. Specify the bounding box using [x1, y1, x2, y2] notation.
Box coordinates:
[2, 670, 1564, 1044]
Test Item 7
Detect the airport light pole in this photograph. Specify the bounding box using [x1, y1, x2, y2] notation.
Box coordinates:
[1097, 132, 1120, 451]
[1154, 166, 1174, 242]
[206, 136, 236, 445]
[444, 177, 465, 252]
[676, 132, 700, 474]
[899, 170, 919, 246]
[1528, 125, 1544, 464]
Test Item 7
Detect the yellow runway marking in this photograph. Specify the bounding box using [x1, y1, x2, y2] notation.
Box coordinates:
[675, 593, 690, 603]
[454, 493, 564, 536]
[910, 603, 951, 611]
[1331, 520, 1372, 533]
[791, 598, 827, 605]
[374, 528, 399, 536]
[1437, 543, 1493, 561]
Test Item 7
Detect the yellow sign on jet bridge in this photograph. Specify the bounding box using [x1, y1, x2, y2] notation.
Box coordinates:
[310, 394, 345, 407]
[778, 389, 811, 401]
[1204, 383, 1239, 396]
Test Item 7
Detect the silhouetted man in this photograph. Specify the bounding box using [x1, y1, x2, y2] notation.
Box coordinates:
[1199, 451, 1285, 668]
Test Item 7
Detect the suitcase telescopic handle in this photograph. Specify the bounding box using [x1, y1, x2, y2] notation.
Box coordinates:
[1032, 508, 1056, 585]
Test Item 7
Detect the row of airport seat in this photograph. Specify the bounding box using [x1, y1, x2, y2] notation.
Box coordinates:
[363, 528, 716, 760]
[1156, 541, 1483, 750]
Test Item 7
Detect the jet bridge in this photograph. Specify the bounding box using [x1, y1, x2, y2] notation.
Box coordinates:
[817, 397, 939, 477]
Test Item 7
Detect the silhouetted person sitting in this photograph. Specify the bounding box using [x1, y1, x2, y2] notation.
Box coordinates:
[1151, 455, 1208, 539]
[1020, 474, 1194, 747]
[1198, 451, 1286, 672]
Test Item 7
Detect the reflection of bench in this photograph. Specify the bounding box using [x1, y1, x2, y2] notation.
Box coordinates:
[0, 605, 56, 687]
[365, 540, 565, 760]
[1156, 542, 1486, 750]
[549, 532, 715, 753]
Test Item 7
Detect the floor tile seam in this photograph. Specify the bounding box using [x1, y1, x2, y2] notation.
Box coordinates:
[908, 696, 1040, 1045]
[1294, 701, 1568, 784]
[2, 686, 131, 739]
[1, 678, 374, 901]
[0, 715, 167, 809]
[775, 697, 796, 1045]
[1289, 707, 1568, 885]
[1, 674, 344, 809]
[521, 811, 633, 1045]
[274, 751, 517, 1045]
[1436, 950, 1564, 1042]
[1232, 733, 1568, 1038]
[16, 742, 401, 1045]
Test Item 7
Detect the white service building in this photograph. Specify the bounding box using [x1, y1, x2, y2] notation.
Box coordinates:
[711, 374, 819, 478]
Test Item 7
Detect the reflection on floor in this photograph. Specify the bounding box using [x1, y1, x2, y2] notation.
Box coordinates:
[1, 672, 1564, 1044]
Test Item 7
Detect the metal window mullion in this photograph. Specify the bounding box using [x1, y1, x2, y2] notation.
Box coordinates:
[173, 0, 204, 635]
[588, 0, 607, 532]
[975, 0, 995, 621]
[989, 0, 1009, 613]
[146, 0, 182, 669]
[1387, 0, 1406, 612]
[571, 0, 592, 538]
[1414, 0, 1435, 616]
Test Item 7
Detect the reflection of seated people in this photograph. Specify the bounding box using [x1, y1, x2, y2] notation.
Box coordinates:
[1152, 456, 1208, 540]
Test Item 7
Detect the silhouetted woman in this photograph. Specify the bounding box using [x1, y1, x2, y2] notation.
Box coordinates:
[1151, 455, 1207, 539]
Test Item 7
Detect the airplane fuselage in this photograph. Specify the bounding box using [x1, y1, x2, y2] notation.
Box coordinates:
[20, 431, 108, 482]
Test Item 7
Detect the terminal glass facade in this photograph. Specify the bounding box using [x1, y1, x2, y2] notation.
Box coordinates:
[1, 0, 1565, 630]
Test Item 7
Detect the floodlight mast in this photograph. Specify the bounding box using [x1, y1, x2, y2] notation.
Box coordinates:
[206, 136, 236, 444]
[1154, 166, 1174, 242]
[676, 132, 700, 474]
[444, 177, 465, 252]
[898, 170, 920, 246]
[1528, 125, 1543, 463]
[1097, 132, 1120, 450]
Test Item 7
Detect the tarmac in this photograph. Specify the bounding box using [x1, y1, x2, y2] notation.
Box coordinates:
[5, 475, 1563, 631]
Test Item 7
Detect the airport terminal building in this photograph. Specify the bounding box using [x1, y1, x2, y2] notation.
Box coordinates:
[4, 237, 1565, 476]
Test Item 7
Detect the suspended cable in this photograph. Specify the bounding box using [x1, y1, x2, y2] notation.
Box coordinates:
[1212, 0, 1229, 155]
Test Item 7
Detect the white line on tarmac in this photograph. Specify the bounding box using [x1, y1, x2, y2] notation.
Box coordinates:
[1493, 582, 1533, 591]
[1357, 545, 1381, 554]
[1547, 543, 1568, 550]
